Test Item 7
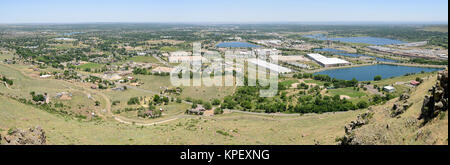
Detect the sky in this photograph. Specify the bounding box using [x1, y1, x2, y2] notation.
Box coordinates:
[0, 0, 448, 23]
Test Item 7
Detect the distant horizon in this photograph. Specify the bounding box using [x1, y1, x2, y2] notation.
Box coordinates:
[0, 21, 448, 25]
[0, 0, 447, 24]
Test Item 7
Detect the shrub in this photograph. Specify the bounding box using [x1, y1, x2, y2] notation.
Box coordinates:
[374, 75, 382, 81]
[357, 100, 369, 109]
[214, 108, 224, 115]
[127, 97, 140, 105]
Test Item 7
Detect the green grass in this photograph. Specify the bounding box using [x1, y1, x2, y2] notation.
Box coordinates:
[128, 56, 160, 63]
[159, 46, 179, 52]
[280, 79, 298, 88]
[372, 72, 435, 86]
[304, 79, 326, 86]
[76, 62, 103, 70]
[0, 51, 15, 61]
[0, 94, 363, 144]
[327, 87, 366, 98]
[0, 64, 108, 117]
[135, 74, 235, 101]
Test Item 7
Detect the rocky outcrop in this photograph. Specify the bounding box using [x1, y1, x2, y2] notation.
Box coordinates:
[339, 111, 374, 145]
[391, 102, 413, 118]
[2, 126, 46, 145]
[399, 93, 410, 101]
[420, 70, 448, 123]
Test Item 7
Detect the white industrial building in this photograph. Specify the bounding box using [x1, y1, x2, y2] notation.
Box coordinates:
[307, 53, 351, 67]
[168, 56, 207, 63]
[248, 59, 292, 74]
[169, 51, 192, 57]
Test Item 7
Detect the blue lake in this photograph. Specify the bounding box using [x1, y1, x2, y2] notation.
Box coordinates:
[216, 42, 261, 48]
[314, 64, 442, 81]
[328, 37, 405, 45]
[304, 34, 405, 45]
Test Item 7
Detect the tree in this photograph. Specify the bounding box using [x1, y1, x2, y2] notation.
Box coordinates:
[212, 99, 221, 106]
[214, 108, 224, 115]
[204, 102, 212, 110]
[374, 75, 382, 81]
[127, 97, 140, 105]
[95, 101, 100, 106]
[357, 100, 369, 109]
[153, 95, 161, 103]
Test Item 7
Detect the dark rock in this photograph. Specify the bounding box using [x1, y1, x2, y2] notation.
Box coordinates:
[420, 70, 448, 123]
[400, 93, 410, 101]
[391, 102, 413, 117]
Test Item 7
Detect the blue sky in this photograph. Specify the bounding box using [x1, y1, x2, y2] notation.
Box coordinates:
[0, 0, 448, 23]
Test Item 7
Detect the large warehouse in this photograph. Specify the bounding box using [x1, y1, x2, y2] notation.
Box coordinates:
[248, 59, 292, 74]
[307, 53, 351, 67]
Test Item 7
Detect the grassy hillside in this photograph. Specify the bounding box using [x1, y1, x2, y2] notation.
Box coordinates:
[340, 74, 448, 145]
[0, 94, 365, 144]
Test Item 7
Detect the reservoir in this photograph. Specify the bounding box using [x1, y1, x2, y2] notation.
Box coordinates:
[328, 37, 405, 45]
[314, 64, 442, 81]
[304, 34, 405, 45]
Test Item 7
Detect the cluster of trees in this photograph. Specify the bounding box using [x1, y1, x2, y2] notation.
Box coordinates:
[30, 91, 45, 102]
[85, 76, 114, 89]
[127, 97, 140, 105]
[152, 95, 170, 105]
[132, 68, 151, 75]
[293, 73, 358, 88]
[218, 75, 397, 114]
[133, 68, 169, 76]
[291, 95, 357, 113]
[1, 76, 13, 86]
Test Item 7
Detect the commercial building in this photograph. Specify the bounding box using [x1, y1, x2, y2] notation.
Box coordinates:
[248, 59, 292, 74]
[168, 56, 207, 63]
[307, 53, 351, 67]
[169, 51, 192, 57]
[270, 55, 311, 62]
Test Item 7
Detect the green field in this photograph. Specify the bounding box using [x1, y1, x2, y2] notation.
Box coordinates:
[76, 62, 103, 70]
[159, 46, 179, 52]
[135, 74, 235, 101]
[327, 87, 366, 98]
[128, 56, 160, 63]
[304, 79, 326, 86]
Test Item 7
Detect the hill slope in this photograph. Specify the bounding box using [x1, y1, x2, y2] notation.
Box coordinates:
[340, 70, 448, 145]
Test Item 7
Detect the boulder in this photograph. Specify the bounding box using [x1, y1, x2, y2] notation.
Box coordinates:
[399, 93, 410, 101]
[2, 126, 46, 145]
[391, 102, 412, 117]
